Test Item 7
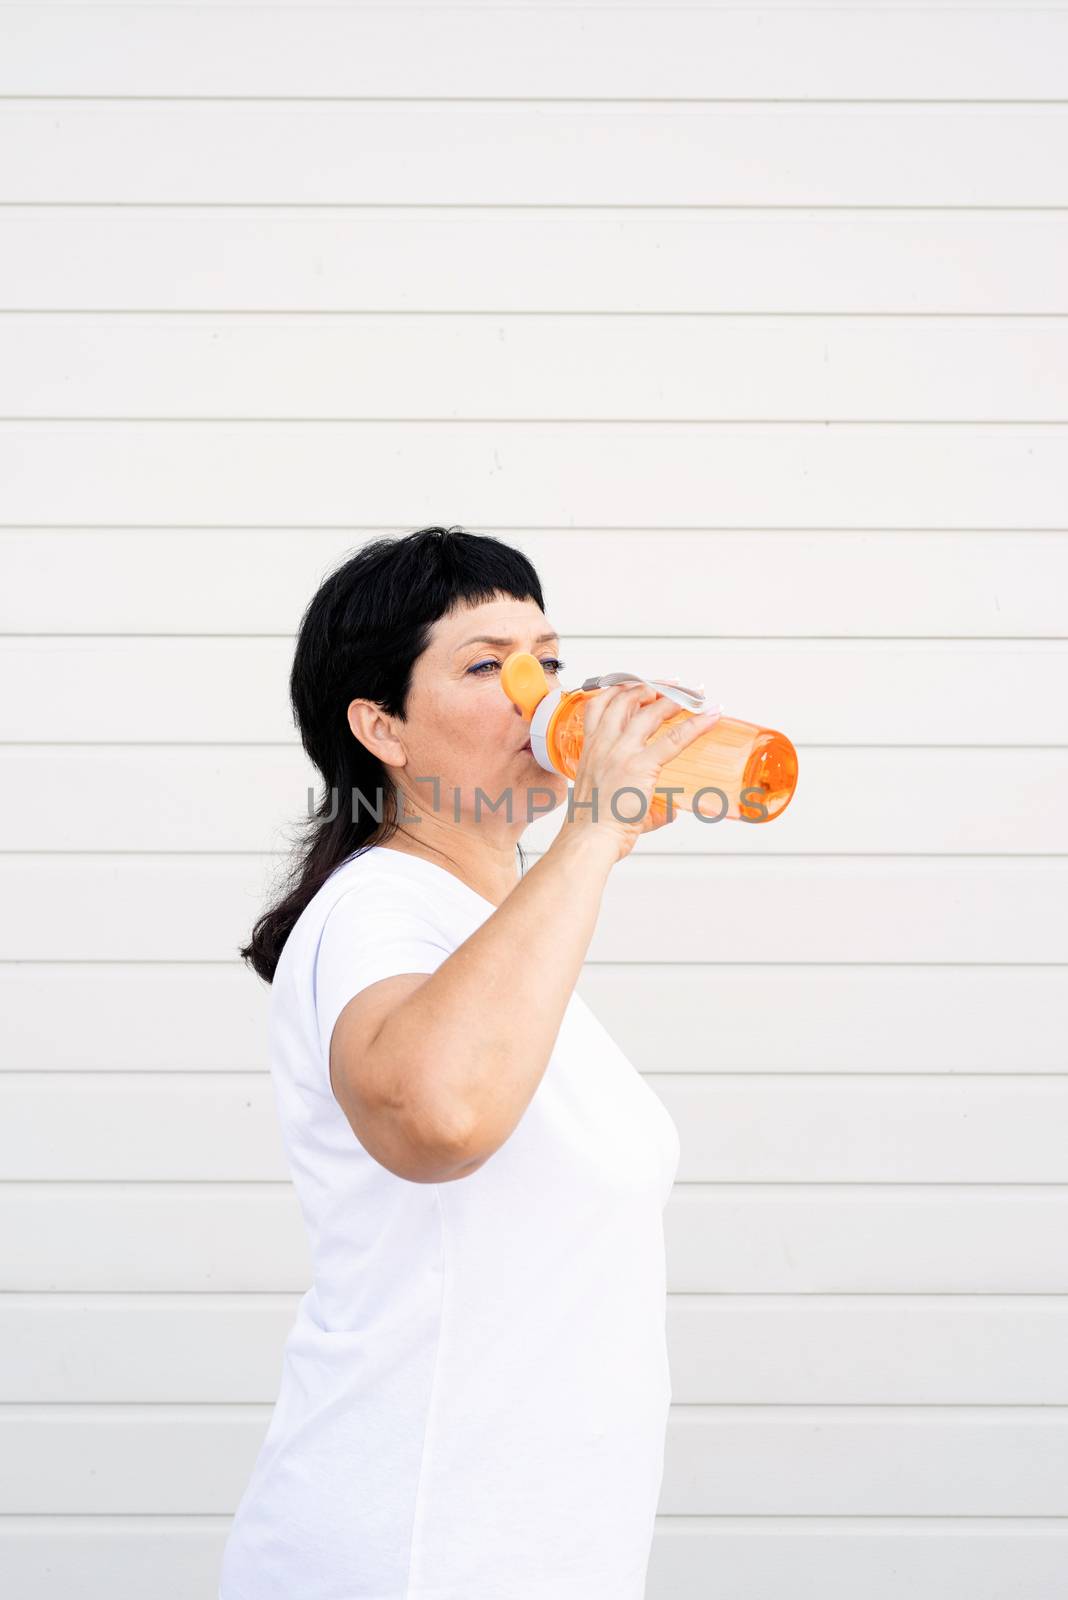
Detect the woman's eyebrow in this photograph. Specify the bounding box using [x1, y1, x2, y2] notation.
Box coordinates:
[455, 631, 560, 651]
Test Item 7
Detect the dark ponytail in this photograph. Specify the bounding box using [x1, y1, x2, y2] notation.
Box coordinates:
[240, 525, 546, 983]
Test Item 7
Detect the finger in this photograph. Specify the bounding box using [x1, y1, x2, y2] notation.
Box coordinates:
[580, 681, 632, 739]
[628, 691, 697, 743]
[590, 681, 657, 743]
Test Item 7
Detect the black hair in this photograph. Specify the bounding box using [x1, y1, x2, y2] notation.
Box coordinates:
[240, 525, 546, 982]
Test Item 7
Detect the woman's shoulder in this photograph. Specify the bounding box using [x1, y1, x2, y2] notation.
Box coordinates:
[270, 848, 406, 976]
[315, 844, 492, 940]
[314, 845, 438, 925]
[272, 844, 489, 996]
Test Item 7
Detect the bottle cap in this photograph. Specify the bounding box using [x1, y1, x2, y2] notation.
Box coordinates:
[500, 651, 551, 719]
[500, 651, 566, 773]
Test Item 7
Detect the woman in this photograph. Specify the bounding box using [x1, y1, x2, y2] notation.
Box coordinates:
[219, 526, 718, 1600]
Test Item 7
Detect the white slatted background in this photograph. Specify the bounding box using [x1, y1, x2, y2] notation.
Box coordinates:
[2, 2, 1067, 1595]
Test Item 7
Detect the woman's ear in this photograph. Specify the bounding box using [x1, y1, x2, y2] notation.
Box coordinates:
[346, 699, 408, 766]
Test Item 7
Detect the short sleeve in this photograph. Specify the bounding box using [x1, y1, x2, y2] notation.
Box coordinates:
[313, 872, 456, 1064]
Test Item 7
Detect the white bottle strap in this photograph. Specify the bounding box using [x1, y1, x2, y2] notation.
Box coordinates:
[578, 670, 718, 714]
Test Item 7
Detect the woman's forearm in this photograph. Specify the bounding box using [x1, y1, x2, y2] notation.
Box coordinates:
[376, 829, 617, 1161]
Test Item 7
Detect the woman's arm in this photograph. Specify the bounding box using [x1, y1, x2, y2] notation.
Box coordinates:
[329, 830, 615, 1181]
[330, 685, 720, 1181]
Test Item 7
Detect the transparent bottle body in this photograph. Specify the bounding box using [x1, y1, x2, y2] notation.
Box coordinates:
[547, 691, 797, 824]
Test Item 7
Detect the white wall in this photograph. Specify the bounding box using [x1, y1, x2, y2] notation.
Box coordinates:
[2, 3, 1067, 1595]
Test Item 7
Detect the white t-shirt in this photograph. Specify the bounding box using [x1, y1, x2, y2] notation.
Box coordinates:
[219, 842, 681, 1600]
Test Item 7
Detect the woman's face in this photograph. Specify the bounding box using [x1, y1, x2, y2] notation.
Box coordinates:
[354, 594, 571, 840]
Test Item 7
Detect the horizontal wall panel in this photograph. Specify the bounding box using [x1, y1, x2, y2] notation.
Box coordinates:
[4, 1072, 1068, 1182]
[17, 0, 1068, 7]
[0, 964, 268, 1073]
[3, 103, 1067, 206]
[667, 1296, 1068, 1406]
[4, 7, 1068, 98]
[597, 856, 1068, 964]
[0, 1405, 263, 1513]
[4, 1184, 1066, 1292]
[651, 1521, 1068, 1600]
[0, 747, 320, 856]
[661, 1408, 1068, 1517]
[3, 638, 1066, 746]
[8, 1292, 1068, 1405]
[577, 965, 1068, 1076]
[2, 209, 1064, 314]
[0, 1517, 230, 1600]
[8, 313, 1068, 422]
[5, 962, 1066, 1076]
[2, 1517, 1066, 1600]
[3, 421, 1066, 528]
[665, 1078, 1068, 1184]
[1, 1403, 1065, 1515]
[4, 746, 1066, 855]
[2, 854, 1066, 963]
[4, 529, 1068, 638]
[2, 1294, 299, 1403]
[667, 1188, 1068, 1294]
[0, 1075, 288, 1181]
[0, 1185, 314, 1292]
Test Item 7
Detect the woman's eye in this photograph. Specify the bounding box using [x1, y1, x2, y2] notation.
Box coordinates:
[468, 657, 565, 676]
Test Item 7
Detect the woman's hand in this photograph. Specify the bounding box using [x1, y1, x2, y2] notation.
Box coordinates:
[558, 683, 721, 865]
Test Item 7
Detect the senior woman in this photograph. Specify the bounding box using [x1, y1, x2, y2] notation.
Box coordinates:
[219, 526, 718, 1600]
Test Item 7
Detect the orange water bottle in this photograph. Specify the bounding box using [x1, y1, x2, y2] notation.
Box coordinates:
[500, 653, 798, 824]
